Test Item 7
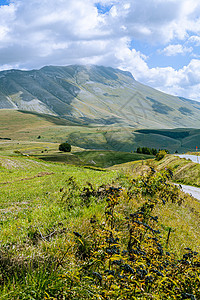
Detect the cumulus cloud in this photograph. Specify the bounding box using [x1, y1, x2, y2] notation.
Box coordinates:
[113, 41, 200, 101]
[159, 44, 193, 56]
[188, 35, 200, 46]
[0, 0, 200, 100]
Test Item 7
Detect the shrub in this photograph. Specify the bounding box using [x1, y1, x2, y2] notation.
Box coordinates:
[156, 150, 167, 161]
[68, 171, 199, 299]
[59, 142, 71, 152]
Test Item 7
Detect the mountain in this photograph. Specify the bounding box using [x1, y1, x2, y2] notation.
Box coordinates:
[0, 65, 200, 129]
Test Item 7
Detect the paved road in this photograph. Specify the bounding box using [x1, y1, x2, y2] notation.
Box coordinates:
[173, 154, 200, 200]
[175, 154, 200, 164]
[176, 184, 200, 201]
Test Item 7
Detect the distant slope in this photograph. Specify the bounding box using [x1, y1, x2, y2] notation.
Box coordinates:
[0, 65, 200, 128]
[0, 110, 200, 153]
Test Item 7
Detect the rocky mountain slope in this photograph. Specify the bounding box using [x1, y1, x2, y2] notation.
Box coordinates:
[0, 65, 200, 129]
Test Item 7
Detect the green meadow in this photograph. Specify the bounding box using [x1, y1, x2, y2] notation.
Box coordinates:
[1, 110, 200, 153]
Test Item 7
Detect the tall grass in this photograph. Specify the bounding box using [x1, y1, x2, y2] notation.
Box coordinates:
[0, 154, 199, 299]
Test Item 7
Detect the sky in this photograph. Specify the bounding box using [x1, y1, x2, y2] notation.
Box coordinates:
[0, 0, 200, 101]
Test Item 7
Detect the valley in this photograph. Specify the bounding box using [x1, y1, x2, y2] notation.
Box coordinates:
[1, 65, 200, 154]
[1, 109, 200, 153]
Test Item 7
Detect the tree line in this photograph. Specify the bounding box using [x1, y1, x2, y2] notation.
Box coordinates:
[136, 147, 169, 155]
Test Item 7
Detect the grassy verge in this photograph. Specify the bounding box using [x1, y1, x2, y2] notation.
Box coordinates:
[153, 155, 200, 187]
[111, 154, 200, 187]
[0, 152, 199, 299]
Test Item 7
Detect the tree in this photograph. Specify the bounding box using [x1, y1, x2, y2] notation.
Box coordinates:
[142, 147, 151, 155]
[136, 147, 142, 154]
[59, 142, 71, 152]
[151, 148, 158, 155]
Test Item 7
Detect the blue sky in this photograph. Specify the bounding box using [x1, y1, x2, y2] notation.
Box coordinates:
[0, 0, 200, 101]
[0, 1, 9, 5]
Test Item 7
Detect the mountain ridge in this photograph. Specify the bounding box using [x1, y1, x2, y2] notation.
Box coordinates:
[0, 64, 200, 129]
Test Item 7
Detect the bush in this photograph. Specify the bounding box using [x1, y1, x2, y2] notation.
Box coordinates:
[59, 142, 71, 152]
[69, 171, 199, 299]
[156, 150, 167, 161]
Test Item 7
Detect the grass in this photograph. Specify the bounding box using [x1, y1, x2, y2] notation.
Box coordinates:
[72, 150, 154, 168]
[1, 110, 200, 153]
[153, 155, 200, 187]
[110, 154, 200, 187]
[0, 139, 154, 168]
[0, 147, 199, 298]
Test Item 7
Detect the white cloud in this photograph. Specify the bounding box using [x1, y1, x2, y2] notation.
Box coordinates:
[1, 0, 200, 64]
[188, 35, 200, 46]
[160, 44, 193, 56]
[0, 0, 200, 100]
[112, 40, 200, 100]
[104, 0, 200, 43]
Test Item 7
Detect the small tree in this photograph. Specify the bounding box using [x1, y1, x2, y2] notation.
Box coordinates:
[151, 148, 158, 155]
[59, 142, 71, 152]
[136, 147, 142, 154]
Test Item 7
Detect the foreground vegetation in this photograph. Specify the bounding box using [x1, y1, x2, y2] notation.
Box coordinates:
[0, 146, 199, 299]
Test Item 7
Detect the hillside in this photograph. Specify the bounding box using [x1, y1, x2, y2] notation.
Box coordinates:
[0, 151, 199, 299]
[111, 153, 200, 187]
[0, 65, 200, 129]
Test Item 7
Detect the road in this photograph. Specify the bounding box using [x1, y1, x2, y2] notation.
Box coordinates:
[173, 154, 200, 200]
[178, 184, 200, 201]
[175, 154, 200, 164]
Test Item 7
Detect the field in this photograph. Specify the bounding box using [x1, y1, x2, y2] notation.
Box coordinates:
[0, 139, 154, 168]
[1, 110, 200, 153]
[0, 138, 200, 299]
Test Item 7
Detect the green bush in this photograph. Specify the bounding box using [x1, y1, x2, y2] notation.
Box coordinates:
[59, 142, 71, 152]
[68, 171, 199, 299]
[156, 150, 167, 161]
